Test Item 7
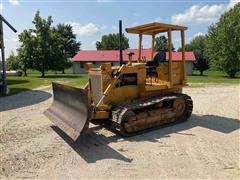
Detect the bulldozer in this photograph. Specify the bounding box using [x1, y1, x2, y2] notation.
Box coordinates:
[44, 21, 193, 138]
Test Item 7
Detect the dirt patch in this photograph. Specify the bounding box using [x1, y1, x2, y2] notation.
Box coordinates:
[0, 85, 239, 179]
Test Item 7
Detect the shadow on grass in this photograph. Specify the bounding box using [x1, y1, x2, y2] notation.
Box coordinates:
[188, 74, 208, 77]
[7, 79, 29, 85]
[35, 74, 86, 79]
[51, 114, 239, 163]
[8, 88, 32, 95]
[223, 76, 240, 79]
[0, 89, 52, 111]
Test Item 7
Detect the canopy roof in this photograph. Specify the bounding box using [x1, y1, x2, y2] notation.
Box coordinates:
[126, 22, 187, 35]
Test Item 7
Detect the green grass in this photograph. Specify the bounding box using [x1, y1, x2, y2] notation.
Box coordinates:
[1, 70, 239, 97]
[2, 71, 88, 96]
[188, 70, 240, 84]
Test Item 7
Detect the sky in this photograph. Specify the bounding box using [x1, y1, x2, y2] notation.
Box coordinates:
[1, 0, 239, 57]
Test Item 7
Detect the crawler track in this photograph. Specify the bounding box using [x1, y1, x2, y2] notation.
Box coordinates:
[110, 93, 193, 136]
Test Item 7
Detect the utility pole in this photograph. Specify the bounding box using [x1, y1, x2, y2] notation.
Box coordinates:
[0, 14, 17, 95]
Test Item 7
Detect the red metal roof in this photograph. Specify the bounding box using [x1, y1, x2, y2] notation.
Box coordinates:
[72, 49, 195, 62]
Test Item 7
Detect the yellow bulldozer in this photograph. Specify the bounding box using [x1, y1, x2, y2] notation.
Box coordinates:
[44, 21, 193, 138]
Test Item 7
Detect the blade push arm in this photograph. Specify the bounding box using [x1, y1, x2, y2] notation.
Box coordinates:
[96, 65, 126, 108]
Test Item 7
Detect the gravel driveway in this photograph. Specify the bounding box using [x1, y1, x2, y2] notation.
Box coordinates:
[0, 85, 239, 179]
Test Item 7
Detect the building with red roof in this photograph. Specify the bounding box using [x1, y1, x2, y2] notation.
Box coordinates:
[72, 49, 196, 74]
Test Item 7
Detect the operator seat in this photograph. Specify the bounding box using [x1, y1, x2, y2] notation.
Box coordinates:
[146, 51, 166, 77]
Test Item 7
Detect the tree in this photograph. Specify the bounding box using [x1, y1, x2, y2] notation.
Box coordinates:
[154, 35, 175, 52]
[205, 3, 240, 78]
[18, 29, 35, 76]
[190, 35, 209, 76]
[18, 10, 53, 77]
[6, 51, 19, 70]
[17, 11, 81, 77]
[177, 44, 192, 52]
[17, 47, 34, 76]
[30, 10, 55, 77]
[52, 24, 81, 73]
[96, 33, 129, 50]
[177, 35, 209, 76]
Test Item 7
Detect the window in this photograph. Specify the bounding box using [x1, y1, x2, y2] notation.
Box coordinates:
[80, 62, 84, 68]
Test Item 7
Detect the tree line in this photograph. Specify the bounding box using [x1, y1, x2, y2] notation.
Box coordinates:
[7, 3, 239, 78]
[7, 10, 81, 77]
[178, 3, 240, 77]
[96, 4, 239, 78]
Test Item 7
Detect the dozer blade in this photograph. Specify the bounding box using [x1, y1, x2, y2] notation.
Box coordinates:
[44, 82, 91, 139]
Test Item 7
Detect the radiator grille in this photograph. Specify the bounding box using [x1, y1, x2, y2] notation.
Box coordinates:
[89, 73, 102, 104]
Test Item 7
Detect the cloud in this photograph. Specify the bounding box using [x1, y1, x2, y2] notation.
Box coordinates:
[0, 4, 3, 11]
[184, 32, 205, 44]
[5, 37, 18, 42]
[194, 32, 204, 38]
[9, 0, 19, 6]
[67, 22, 100, 36]
[174, 38, 181, 43]
[91, 41, 96, 46]
[171, 4, 226, 24]
[91, 39, 101, 46]
[229, 0, 240, 8]
[171, 0, 240, 25]
[5, 36, 20, 57]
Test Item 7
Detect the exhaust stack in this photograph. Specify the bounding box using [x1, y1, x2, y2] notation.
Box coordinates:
[119, 20, 123, 66]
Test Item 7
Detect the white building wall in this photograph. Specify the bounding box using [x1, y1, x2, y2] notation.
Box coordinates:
[73, 61, 194, 75]
[73, 62, 86, 74]
[186, 61, 194, 75]
[73, 61, 119, 74]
